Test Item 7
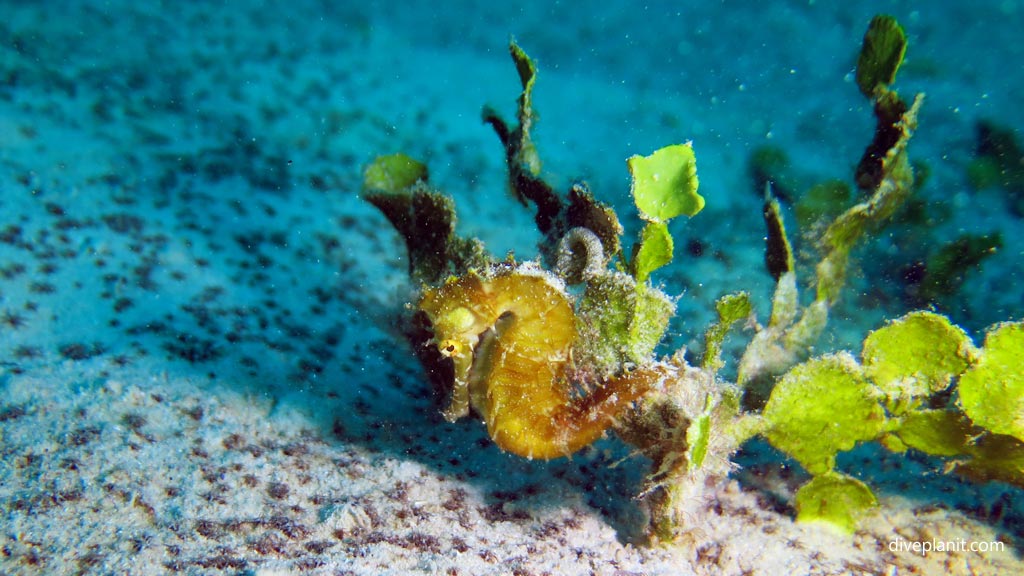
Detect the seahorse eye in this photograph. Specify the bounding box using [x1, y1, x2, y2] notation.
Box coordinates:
[438, 339, 461, 357]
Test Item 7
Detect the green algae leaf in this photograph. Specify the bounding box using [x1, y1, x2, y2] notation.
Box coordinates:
[716, 292, 753, 326]
[575, 273, 674, 376]
[629, 282, 675, 363]
[509, 40, 542, 176]
[862, 312, 974, 413]
[749, 145, 798, 203]
[956, 433, 1024, 489]
[505, 38, 544, 176]
[856, 15, 907, 98]
[967, 156, 1002, 190]
[763, 194, 794, 282]
[795, 180, 851, 229]
[764, 353, 885, 475]
[855, 91, 910, 191]
[510, 40, 536, 97]
[795, 472, 878, 533]
[686, 395, 714, 471]
[365, 186, 453, 284]
[365, 179, 490, 285]
[483, 40, 558, 230]
[782, 299, 829, 354]
[768, 271, 799, 330]
[958, 321, 1024, 442]
[818, 93, 923, 303]
[890, 409, 972, 457]
[918, 233, 1003, 303]
[363, 153, 428, 193]
[575, 273, 635, 376]
[628, 143, 703, 222]
[687, 415, 710, 470]
[633, 221, 673, 283]
[702, 292, 752, 372]
[968, 120, 1024, 207]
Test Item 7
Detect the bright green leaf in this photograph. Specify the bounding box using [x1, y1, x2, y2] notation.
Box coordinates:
[363, 153, 428, 193]
[702, 292, 752, 372]
[891, 409, 972, 457]
[795, 472, 878, 533]
[716, 291, 753, 326]
[633, 221, 673, 282]
[862, 311, 974, 413]
[686, 395, 713, 471]
[763, 353, 886, 475]
[958, 321, 1024, 442]
[628, 143, 703, 222]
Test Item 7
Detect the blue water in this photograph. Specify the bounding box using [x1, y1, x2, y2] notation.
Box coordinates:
[1, 1, 1022, 572]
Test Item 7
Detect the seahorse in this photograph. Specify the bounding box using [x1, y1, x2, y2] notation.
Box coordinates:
[419, 265, 667, 459]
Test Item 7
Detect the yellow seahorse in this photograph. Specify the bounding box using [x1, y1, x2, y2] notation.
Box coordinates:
[419, 265, 666, 459]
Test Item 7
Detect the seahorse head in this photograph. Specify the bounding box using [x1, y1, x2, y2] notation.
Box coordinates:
[418, 274, 497, 421]
[419, 275, 492, 360]
[431, 306, 476, 358]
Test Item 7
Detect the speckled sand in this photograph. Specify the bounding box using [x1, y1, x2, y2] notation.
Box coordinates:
[2, 1, 1023, 574]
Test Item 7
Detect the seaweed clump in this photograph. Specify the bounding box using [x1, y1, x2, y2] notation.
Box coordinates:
[968, 119, 1024, 215]
[361, 17, 1024, 543]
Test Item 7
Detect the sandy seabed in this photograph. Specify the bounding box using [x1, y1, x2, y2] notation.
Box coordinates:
[2, 1, 1023, 574]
